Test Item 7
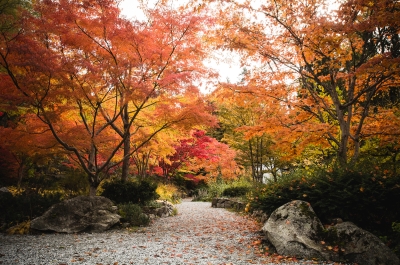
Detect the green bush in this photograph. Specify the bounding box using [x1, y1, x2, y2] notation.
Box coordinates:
[250, 167, 400, 235]
[192, 176, 254, 201]
[101, 179, 159, 205]
[192, 181, 229, 201]
[246, 165, 400, 258]
[394, 222, 400, 234]
[222, 186, 250, 197]
[391, 222, 400, 257]
[191, 188, 209, 201]
[57, 169, 89, 196]
[118, 202, 149, 227]
[0, 190, 63, 228]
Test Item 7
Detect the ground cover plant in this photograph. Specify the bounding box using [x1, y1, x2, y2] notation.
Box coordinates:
[118, 202, 150, 227]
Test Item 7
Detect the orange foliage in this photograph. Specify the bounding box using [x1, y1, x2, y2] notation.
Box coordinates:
[0, 0, 218, 192]
[206, 0, 400, 164]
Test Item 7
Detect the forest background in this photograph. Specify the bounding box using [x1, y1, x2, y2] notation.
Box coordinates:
[0, 0, 400, 258]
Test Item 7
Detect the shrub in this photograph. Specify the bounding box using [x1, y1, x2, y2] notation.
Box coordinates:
[57, 169, 89, 196]
[118, 203, 149, 227]
[0, 189, 63, 228]
[192, 176, 254, 201]
[246, 165, 400, 258]
[222, 186, 250, 197]
[250, 167, 400, 236]
[391, 222, 400, 257]
[171, 207, 178, 216]
[394, 222, 400, 234]
[191, 188, 209, 201]
[191, 182, 227, 202]
[172, 174, 203, 192]
[101, 179, 159, 205]
[137, 180, 160, 203]
[156, 184, 181, 203]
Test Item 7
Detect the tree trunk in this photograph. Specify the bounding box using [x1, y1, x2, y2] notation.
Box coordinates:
[338, 132, 349, 165]
[17, 160, 25, 188]
[248, 140, 256, 182]
[336, 106, 350, 165]
[87, 170, 100, 196]
[393, 152, 399, 174]
[121, 131, 130, 182]
[88, 144, 99, 196]
[121, 105, 130, 182]
[89, 184, 97, 196]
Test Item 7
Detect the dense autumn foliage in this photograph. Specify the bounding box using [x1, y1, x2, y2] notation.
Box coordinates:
[211, 86, 287, 182]
[1, 0, 399, 192]
[208, 0, 400, 169]
[155, 130, 240, 182]
[0, 0, 223, 193]
[1, 1, 400, 261]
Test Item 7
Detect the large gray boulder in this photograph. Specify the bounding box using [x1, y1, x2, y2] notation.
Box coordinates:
[262, 200, 333, 261]
[31, 196, 120, 233]
[262, 200, 400, 265]
[332, 221, 400, 265]
[0, 187, 11, 193]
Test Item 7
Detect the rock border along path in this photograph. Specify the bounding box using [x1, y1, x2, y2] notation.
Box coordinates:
[0, 199, 345, 265]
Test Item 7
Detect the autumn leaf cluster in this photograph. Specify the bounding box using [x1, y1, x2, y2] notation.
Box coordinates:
[0, 0, 239, 192]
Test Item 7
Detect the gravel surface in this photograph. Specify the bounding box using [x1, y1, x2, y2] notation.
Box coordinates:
[0, 199, 344, 265]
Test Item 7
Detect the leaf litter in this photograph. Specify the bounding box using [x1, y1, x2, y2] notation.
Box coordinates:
[0, 199, 352, 264]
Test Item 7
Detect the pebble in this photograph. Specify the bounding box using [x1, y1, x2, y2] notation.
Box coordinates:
[0, 199, 348, 265]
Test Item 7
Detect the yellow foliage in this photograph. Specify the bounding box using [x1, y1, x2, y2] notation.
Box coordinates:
[245, 203, 251, 213]
[156, 184, 181, 203]
[7, 221, 31, 235]
[7, 186, 21, 196]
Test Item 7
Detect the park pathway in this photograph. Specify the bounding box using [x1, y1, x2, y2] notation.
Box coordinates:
[0, 199, 333, 264]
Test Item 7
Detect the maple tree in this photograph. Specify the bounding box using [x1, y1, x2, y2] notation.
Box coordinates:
[0, 0, 217, 194]
[211, 84, 290, 182]
[0, 0, 136, 194]
[95, 5, 217, 181]
[189, 132, 240, 182]
[0, 113, 62, 187]
[209, 0, 400, 166]
[154, 130, 240, 183]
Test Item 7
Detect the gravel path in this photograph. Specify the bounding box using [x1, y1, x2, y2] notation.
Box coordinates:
[0, 199, 340, 265]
